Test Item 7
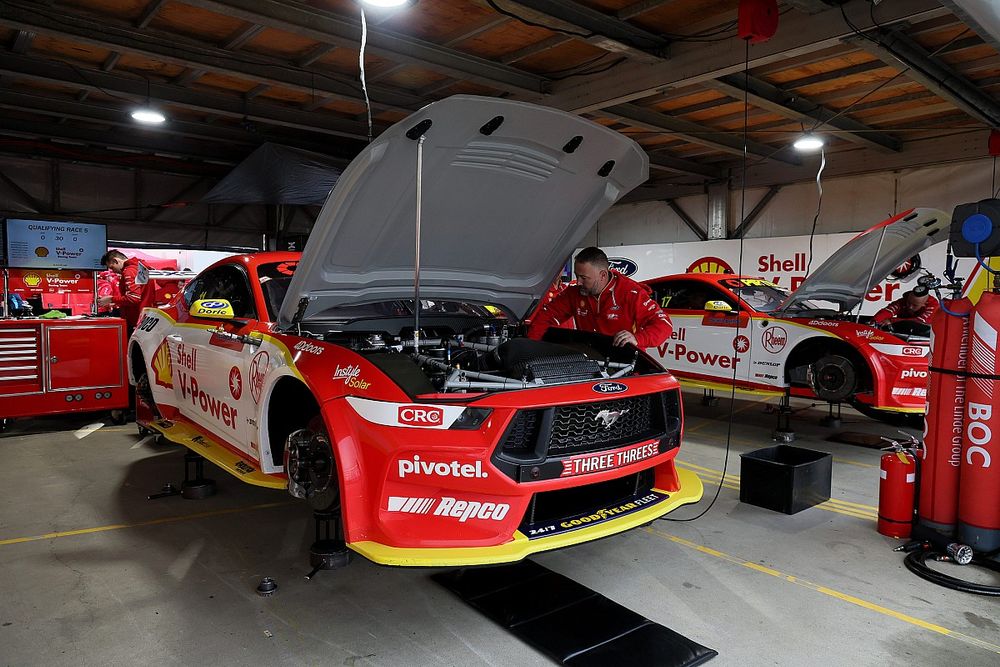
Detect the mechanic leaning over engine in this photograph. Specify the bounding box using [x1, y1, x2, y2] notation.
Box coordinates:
[527, 246, 673, 348]
[872, 284, 939, 325]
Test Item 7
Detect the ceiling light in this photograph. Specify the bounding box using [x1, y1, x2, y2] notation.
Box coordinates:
[793, 134, 824, 151]
[131, 108, 166, 124]
[359, 0, 410, 7]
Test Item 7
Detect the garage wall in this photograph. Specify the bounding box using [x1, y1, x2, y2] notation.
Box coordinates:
[591, 157, 998, 245]
[0, 155, 268, 248]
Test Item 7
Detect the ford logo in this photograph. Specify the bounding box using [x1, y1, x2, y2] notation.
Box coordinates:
[593, 381, 628, 394]
[608, 257, 638, 277]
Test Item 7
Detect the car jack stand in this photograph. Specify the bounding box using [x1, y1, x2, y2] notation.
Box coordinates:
[819, 402, 842, 428]
[701, 388, 719, 407]
[147, 452, 217, 500]
[772, 392, 795, 443]
[305, 508, 351, 579]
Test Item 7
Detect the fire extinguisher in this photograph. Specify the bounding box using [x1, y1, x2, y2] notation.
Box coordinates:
[878, 434, 921, 538]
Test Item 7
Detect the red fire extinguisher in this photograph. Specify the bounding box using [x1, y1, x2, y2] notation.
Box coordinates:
[957, 290, 1000, 552]
[878, 435, 920, 538]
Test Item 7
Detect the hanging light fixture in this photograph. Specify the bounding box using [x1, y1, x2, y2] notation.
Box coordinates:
[793, 133, 824, 151]
[358, 0, 411, 7]
[131, 76, 166, 125]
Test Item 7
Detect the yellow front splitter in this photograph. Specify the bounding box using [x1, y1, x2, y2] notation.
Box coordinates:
[147, 418, 286, 490]
[350, 468, 705, 567]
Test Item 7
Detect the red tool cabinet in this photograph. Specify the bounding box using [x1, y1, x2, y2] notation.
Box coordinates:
[0, 318, 129, 422]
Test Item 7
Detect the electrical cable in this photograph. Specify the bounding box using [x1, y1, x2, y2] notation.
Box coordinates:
[903, 549, 1000, 596]
[485, 0, 593, 38]
[662, 38, 752, 523]
[358, 5, 374, 144]
[803, 147, 827, 279]
[547, 57, 628, 81]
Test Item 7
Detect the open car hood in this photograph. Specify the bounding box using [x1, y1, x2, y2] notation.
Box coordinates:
[779, 207, 951, 313]
[277, 95, 648, 327]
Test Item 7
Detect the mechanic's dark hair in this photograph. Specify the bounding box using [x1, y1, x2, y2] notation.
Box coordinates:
[575, 247, 609, 270]
[910, 285, 929, 297]
[101, 250, 127, 267]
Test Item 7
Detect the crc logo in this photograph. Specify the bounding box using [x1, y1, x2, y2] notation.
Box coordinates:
[901, 368, 928, 380]
[397, 455, 488, 479]
[593, 381, 628, 394]
[595, 408, 629, 429]
[761, 326, 788, 353]
[901, 347, 923, 356]
[398, 405, 444, 426]
[608, 257, 639, 277]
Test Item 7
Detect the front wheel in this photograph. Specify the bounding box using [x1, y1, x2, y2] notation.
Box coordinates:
[808, 354, 858, 402]
[285, 416, 340, 512]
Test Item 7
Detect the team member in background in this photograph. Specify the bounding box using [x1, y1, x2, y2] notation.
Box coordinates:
[97, 250, 157, 330]
[873, 285, 939, 326]
[528, 246, 672, 348]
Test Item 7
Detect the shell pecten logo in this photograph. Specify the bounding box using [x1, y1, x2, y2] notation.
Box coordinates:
[151, 339, 174, 388]
[22, 272, 42, 288]
[686, 256, 734, 274]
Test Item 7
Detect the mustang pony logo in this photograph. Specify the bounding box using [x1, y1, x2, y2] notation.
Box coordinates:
[595, 408, 629, 429]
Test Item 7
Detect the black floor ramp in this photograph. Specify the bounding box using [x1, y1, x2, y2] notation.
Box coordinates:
[432, 559, 718, 667]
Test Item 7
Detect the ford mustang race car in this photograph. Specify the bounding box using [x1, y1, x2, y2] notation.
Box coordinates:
[128, 96, 702, 567]
[643, 208, 950, 416]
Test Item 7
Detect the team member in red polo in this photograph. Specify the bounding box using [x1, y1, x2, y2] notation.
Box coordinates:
[528, 246, 672, 348]
[97, 250, 157, 330]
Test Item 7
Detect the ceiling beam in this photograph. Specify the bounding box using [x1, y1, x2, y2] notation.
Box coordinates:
[605, 103, 801, 165]
[647, 152, 727, 180]
[847, 28, 1000, 127]
[0, 52, 377, 143]
[665, 198, 708, 240]
[731, 185, 781, 239]
[136, 0, 168, 29]
[707, 73, 902, 152]
[176, 0, 548, 97]
[0, 3, 424, 114]
[0, 169, 44, 213]
[480, 0, 668, 64]
[10, 29, 34, 53]
[545, 0, 949, 113]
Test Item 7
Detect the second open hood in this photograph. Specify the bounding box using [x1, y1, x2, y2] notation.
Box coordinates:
[277, 95, 648, 326]
[780, 207, 951, 313]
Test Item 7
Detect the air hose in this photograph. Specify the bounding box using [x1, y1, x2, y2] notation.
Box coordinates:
[903, 548, 1000, 596]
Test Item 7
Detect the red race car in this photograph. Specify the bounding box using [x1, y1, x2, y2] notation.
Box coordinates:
[129, 96, 702, 567]
[643, 208, 949, 418]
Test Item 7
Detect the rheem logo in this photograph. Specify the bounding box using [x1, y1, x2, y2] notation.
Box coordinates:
[398, 406, 444, 426]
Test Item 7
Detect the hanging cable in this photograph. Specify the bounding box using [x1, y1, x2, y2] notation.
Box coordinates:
[663, 38, 752, 523]
[803, 147, 827, 279]
[359, 5, 374, 144]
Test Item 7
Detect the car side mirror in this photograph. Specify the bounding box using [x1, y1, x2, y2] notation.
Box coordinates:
[189, 299, 235, 320]
[704, 300, 733, 312]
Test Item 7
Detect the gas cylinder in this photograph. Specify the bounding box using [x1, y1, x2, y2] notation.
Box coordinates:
[957, 291, 1000, 551]
[918, 297, 972, 534]
[879, 449, 917, 538]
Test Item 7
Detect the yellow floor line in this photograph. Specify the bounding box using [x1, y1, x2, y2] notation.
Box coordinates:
[833, 456, 878, 469]
[645, 526, 1000, 656]
[0, 501, 295, 547]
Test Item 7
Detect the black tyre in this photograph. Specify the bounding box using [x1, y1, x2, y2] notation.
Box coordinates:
[808, 354, 857, 402]
[136, 369, 159, 418]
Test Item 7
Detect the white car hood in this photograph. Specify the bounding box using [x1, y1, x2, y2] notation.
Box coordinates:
[781, 207, 951, 313]
[277, 95, 648, 326]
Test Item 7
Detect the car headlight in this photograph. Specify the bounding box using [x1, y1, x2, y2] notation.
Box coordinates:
[449, 407, 492, 430]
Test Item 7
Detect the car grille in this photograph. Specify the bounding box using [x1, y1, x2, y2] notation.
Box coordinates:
[520, 469, 655, 527]
[548, 394, 661, 455]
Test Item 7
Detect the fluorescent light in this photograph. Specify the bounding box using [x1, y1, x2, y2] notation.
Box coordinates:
[793, 134, 824, 151]
[131, 108, 166, 124]
[359, 0, 410, 6]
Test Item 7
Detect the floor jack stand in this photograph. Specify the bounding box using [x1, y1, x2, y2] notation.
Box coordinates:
[701, 388, 719, 407]
[819, 402, 842, 428]
[305, 508, 351, 579]
[147, 452, 217, 500]
[772, 391, 795, 443]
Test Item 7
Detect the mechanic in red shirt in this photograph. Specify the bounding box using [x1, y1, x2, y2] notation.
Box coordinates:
[872, 285, 939, 325]
[528, 247, 672, 348]
[97, 250, 157, 330]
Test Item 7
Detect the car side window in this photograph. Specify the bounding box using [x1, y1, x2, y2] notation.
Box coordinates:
[652, 280, 734, 311]
[182, 266, 257, 320]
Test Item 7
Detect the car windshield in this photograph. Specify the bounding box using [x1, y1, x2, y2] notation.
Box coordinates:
[719, 278, 792, 313]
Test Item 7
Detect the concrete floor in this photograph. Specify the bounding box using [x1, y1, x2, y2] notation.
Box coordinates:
[1, 392, 998, 667]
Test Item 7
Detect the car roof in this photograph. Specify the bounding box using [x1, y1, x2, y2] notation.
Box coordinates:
[201, 251, 302, 274]
[643, 272, 748, 284]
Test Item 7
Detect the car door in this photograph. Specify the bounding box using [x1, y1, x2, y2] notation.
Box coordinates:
[171, 265, 258, 455]
[648, 278, 752, 384]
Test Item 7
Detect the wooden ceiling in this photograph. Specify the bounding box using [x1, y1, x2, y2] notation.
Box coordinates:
[1, 0, 997, 198]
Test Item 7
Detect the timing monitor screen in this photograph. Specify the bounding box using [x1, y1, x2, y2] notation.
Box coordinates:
[2, 219, 108, 270]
